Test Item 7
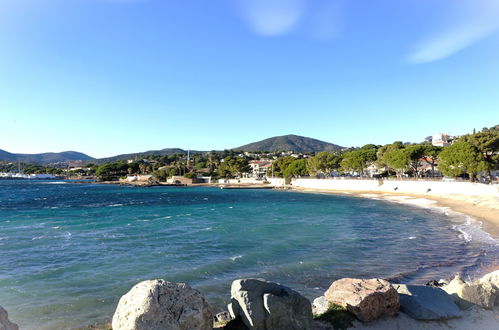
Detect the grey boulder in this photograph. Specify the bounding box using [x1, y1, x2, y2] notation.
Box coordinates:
[394, 284, 461, 320]
[112, 279, 213, 330]
[0, 305, 18, 330]
[443, 274, 498, 309]
[228, 278, 313, 330]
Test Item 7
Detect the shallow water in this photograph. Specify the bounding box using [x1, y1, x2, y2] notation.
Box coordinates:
[0, 180, 497, 329]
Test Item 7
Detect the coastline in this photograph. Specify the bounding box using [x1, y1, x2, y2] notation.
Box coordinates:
[291, 187, 499, 237]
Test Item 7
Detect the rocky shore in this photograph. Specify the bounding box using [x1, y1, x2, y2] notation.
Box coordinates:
[4, 270, 496, 330]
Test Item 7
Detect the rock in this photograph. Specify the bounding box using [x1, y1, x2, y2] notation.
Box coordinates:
[221, 316, 249, 330]
[443, 275, 497, 309]
[480, 270, 499, 290]
[324, 278, 399, 322]
[394, 284, 461, 320]
[312, 296, 330, 315]
[227, 278, 313, 330]
[0, 305, 18, 330]
[215, 311, 234, 324]
[425, 280, 444, 287]
[112, 279, 213, 330]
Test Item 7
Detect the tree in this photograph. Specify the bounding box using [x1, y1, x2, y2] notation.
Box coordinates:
[420, 144, 442, 177]
[340, 144, 377, 177]
[438, 141, 489, 181]
[460, 130, 499, 172]
[270, 156, 295, 178]
[283, 159, 308, 178]
[403, 145, 425, 178]
[217, 156, 250, 178]
[376, 142, 405, 178]
[307, 152, 342, 177]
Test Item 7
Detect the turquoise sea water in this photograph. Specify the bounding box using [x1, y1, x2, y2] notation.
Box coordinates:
[0, 180, 497, 329]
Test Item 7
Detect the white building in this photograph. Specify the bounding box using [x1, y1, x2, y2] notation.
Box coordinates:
[432, 133, 454, 147]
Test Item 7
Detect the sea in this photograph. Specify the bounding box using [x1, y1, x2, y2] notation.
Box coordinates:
[0, 180, 497, 329]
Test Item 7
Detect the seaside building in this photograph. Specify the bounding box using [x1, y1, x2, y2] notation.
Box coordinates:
[248, 160, 272, 179]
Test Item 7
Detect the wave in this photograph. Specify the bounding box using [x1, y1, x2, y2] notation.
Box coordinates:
[452, 216, 498, 245]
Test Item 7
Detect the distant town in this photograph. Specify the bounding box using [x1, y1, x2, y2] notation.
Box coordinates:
[1, 125, 498, 184]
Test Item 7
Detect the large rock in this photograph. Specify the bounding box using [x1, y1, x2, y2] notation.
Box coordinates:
[112, 279, 213, 330]
[480, 270, 499, 290]
[228, 278, 313, 330]
[394, 284, 461, 320]
[443, 275, 498, 309]
[0, 305, 18, 330]
[324, 278, 399, 322]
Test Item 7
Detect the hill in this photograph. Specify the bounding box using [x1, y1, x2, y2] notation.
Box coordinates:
[0, 149, 94, 165]
[234, 134, 343, 153]
[96, 148, 197, 164]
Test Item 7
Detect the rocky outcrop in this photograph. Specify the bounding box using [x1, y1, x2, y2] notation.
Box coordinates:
[112, 279, 213, 330]
[394, 284, 461, 320]
[228, 278, 313, 330]
[443, 274, 498, 309]
[0, 305, 18, 330]
[312, 296, 329, 315]
[324, 278, 399, 322]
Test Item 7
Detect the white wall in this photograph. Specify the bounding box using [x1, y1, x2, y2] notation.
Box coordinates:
[291, 178, 499, 197]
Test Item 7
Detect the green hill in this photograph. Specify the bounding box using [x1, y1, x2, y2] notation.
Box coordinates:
[234, 134, 343, 153]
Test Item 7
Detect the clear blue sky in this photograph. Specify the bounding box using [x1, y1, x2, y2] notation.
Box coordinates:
[1, 0, 498, 158]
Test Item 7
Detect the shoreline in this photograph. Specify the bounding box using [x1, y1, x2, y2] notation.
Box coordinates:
[291, 186, 499, 237]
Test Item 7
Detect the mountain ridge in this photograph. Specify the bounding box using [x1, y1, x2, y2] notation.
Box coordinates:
[0, 149, 94, 165]
[0, 135, 343, 164]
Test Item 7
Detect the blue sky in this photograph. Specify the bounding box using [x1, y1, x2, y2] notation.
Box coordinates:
[0, 0, 498, 158]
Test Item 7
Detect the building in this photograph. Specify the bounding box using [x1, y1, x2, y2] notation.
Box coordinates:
[431, 133, 455, 147]
[248, 160, 273, 179]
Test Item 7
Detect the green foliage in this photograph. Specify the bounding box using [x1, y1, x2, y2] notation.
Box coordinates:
[376, 142, 406, 177]
[438, 141, 489, 180]
[460, 130, 499, 169]
[94, 161, 130, 181]
[217, 156, 250, 178]
[152, 169, 169, 182]
[283, 159, 308, 178]
[270, 156, 296, 178]
[307, 152, 342, 177]
[313, 303, 355, 330]
[340, 144, 377, 176]
[420, 143, 442, 177]
[183, 171, 197, 178]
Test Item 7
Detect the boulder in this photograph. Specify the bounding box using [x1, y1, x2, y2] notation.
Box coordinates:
[443, 275, 497, 309]
[394, 284, 461, 320]
[0, 305, 18, 330]
[227, 278, 313, 330]
[112, 279, 213, 330]
[312, 296, 329, 315]
[324, 278, 399, 322]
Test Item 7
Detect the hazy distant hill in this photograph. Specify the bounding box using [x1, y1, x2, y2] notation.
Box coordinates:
[96, 148, 197, 164]
[0, 149, 94, 165]
[235, 134, 343, 153]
